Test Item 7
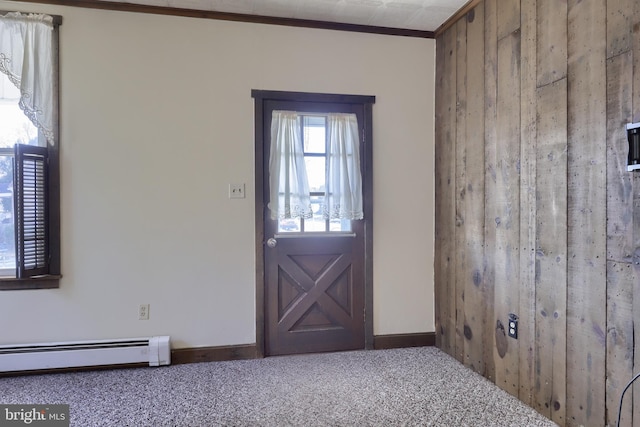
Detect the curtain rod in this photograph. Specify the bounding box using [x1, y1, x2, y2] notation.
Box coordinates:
[0, 10, 62, 26]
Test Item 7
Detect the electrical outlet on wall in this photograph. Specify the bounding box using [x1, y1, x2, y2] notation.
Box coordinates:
[229, 183, 245, 199]
[508, 313, 518, 339]
[139, 304, 150, 320]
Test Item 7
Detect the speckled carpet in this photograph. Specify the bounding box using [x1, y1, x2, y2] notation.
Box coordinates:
[0, 346, 557, 426]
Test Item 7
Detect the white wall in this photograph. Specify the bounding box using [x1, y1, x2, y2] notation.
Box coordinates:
[0, 1, 435, 348]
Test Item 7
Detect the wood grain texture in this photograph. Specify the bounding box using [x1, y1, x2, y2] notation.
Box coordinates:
[535, 78, 568, 425]
[536, 0, 567, 87]
[434, 29, 457, 357]
[607, 0, 634, 58]
[605, 33, 636, 427]
[607, 51, 634, 264]
[565, 0, 607, 425]
[171, 344, 258, 365]
[631, 30, 640, 423]
[434, 1, 640, 426]
[435, 0, 482, 36]
[462, 2, 487, 376]
[455, 18, 468, 364]
[630, 19, 640, 424]
[635, 180, 640, 426]
[482, 0, 498, 384]
[434, 33, 445, 353]
[605, 28, 636, 410]
[496, 0, 520, 41]
[518, 0, 536, 408]
[494, 27, 521, 398]
[605, 262, 635, 427]
[373, 333, 435, 349]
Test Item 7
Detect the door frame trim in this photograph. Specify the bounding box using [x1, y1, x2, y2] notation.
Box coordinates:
[252, 89, 375, 357]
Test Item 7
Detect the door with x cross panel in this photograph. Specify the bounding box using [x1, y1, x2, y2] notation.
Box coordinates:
[256, 92, 374, 356]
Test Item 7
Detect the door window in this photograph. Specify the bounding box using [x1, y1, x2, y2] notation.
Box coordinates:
[277, 114, 353, 234]
[270, 110, 363, 229]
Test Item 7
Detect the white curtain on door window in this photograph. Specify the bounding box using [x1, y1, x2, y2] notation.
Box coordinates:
[0, 12, 55, 144]
[269, 111, 313, 220]
[325, 113, 363, 220]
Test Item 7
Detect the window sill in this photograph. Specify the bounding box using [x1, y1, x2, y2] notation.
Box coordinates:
[0, 275, 62, 290]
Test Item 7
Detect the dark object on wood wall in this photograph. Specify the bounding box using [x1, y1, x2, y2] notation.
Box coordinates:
[626, 123, 640, 171]
[495, 320, 508, 359]
[616, 372, 640, 427]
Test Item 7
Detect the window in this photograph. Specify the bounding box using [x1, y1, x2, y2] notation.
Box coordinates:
[0, 12, 61, 290]
[277, 114, 353, 233]
[269, 109, 364, 237]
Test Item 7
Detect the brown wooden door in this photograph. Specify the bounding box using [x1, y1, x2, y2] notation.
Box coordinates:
[255, 92, 374, 357]
[265, 227, 365, 355]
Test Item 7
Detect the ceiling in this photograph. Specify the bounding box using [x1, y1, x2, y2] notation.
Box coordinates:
[98, 0, 469, 33]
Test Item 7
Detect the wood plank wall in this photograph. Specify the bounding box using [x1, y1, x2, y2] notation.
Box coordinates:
[434, 1, 640, 426]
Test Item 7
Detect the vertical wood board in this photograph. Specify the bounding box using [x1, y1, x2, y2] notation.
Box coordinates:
[434, 33, 446, 352]
[565, 0, 607, 425]
[605, 261, 635, 427]
[630, 18, 640, 424]
[535, 78, 568, 424]
[634, 186, 640, 427]
[462, 2, 487, 377]
[483, 0, 498, 384]
[634, 190, 640, 427]
[434, 28, 458, 357]
[604, 50, 633, 426]
[607, 0, 634, 58]
[494, 28, 521, 398]
[536, 0, 567, 87]
[606, 51, 634, 264]
[496, 0, 520, 41]
[518, 0, 537, 408]
[455, 19, 468, 364]
[443, 26, 458, 359]
[604, 54, 635, 427]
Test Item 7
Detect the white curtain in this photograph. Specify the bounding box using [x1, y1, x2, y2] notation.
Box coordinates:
[325, 113, 363, 220]
[269, 111, 312, 220]
[0, 12, 55, 144]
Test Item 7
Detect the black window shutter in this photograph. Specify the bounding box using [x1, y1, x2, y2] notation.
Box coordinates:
[14, 144, 49, 278]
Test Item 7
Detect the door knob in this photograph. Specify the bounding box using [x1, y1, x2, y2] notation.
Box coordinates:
[267, 238, 277, 248]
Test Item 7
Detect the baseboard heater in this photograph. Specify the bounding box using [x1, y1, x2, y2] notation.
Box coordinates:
[0, 336, 171, 372]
